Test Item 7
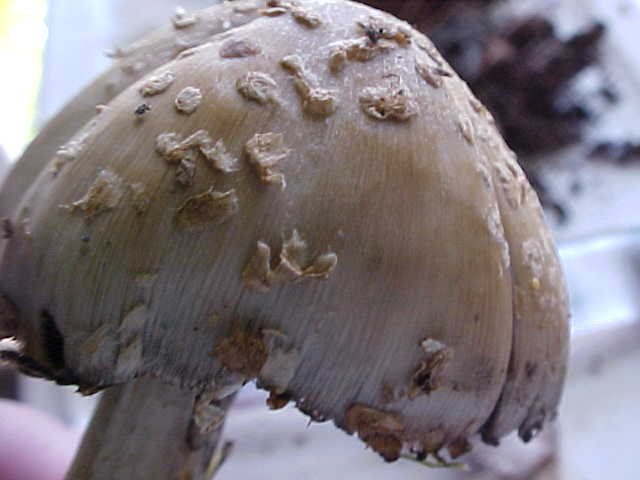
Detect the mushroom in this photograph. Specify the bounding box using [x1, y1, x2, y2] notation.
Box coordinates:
[0, 0, 264, 220]
[0, 1, 569, 479]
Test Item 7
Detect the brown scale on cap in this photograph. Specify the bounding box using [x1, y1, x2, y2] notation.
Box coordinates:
[346, 405, 405, 462]
[415, 58, 452, 89]
[328, 37, 395, 73]
[379, 383, 399, 405]
[0, 1, 569, 475]
[280, 55, 338, 117]
[156, 131, 240, 174]
[175, 157, 197, 188]
[457, 116, 476, 145]
[139, 71, 175, 96]
[289, 4, 322, 28]
[236, 71, 280, 105]
[0, 1, 266, 220]
[357, 15, 412, 46]
[175, 188, 239, 230]
[408, 339, 454, 399]
[68, 170, 126, 218]
[359, 74, 418, 121]
[326, 12, 413, 74]
[447, 437, 472, 459]
[50, 117, 102, 176]
[242, 230, 337, 292]
[267, 1, 323, 28]
[244, 132, 290, 188]
[200, 139, 238, 174]
[129, 183, 150, 214]
[213, 331, 268, 379]
[174, 87, 202, 114]
[260, 6, 288, 17]
[219, 38, 262, 58]
[266, 391, 292, 410]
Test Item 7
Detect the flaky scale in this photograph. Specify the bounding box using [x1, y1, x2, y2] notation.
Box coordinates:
[0, 0, 569, 474]
[0, 0, 264, 220]
[472, 105, 570, 444]
[440, 76, 570, 445]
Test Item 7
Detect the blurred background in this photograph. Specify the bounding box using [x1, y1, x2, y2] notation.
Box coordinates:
[1, 0, 640, 479]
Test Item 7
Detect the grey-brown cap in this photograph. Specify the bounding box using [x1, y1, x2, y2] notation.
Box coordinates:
[0, 0, 569, 462]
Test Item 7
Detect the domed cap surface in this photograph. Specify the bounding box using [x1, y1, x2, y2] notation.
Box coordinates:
[0, 0, 569, 461]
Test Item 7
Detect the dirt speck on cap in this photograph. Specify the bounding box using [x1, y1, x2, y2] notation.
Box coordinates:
[134, 103, 151, 117]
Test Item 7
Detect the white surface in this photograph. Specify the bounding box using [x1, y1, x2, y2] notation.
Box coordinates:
[559, 231, 640, 332]
[559, 325, 640, 480]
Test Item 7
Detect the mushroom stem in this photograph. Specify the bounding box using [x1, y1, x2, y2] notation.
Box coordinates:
[66, 375, 234, 480]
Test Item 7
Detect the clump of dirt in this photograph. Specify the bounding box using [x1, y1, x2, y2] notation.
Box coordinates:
[363, 1, 613, 224]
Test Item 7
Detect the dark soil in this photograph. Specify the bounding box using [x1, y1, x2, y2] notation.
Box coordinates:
[362, 0, 614, 223]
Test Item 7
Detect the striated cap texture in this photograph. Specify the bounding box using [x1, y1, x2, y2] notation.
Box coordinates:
[0, 0, 568, 462]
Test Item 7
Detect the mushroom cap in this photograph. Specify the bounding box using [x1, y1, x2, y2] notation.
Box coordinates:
[0, 0, 568, 460]
[0, 0, 263, 221]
